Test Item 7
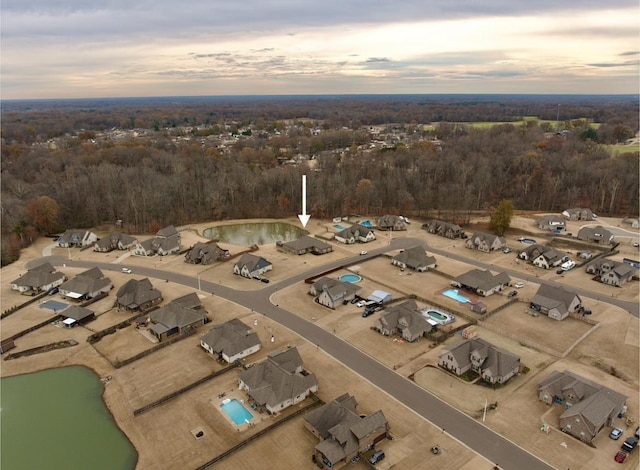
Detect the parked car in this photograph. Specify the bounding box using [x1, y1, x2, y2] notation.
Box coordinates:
[615, 451, 628, 463]
[260, 278, 269, 284]
[514, 282, 525, 288]
[622, 437, 638, 453]
[362, 308, 375, 318]
[502, 247, 512, 254]
[360, 250, 368, 255]
[121, 268, 132, 274]
[356, 300, 366, 308]
[369, 450, 385, 464]
[508, 290, 518, 298]
[635, 426, 639, 439]
[350, 297, 360, 304]
[610, 428, 624, 440]
[556, 268, 565, 274]
[47, 287, 59, 295]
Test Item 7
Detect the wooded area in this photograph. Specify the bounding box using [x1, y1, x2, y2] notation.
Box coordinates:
[1, 95, 638, 265]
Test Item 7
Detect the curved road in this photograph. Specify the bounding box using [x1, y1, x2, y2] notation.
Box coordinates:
[37, 236, 635, 470]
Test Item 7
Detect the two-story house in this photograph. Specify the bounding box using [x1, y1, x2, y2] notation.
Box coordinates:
[586, 259, 637, 287]
[439, 338, 521, 384]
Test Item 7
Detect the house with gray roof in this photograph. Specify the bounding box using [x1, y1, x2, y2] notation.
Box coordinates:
[200, 318, 261, 363]
[451, 269, 511, 297]
[375, 299, 432, 342]
[530, 284, 582, 321]
[10, 262, 66, 295]
[277, 236, 333, 256]
[94, 232, 138, 252]
[233, 253, 272, 279]
[538, 370, 627, 443]
[148, 292, 207, 341]
[58, 267, 113, 300]
[391, 245, 436, 272]
[238, 347, 318, 414]
[134, 225, 181, 256]
[184, 242, 230, 265]
[57, 229, 98, 248]
[577, 226, 614, 245]
[465, 232, 506, 252]
[334, 224, 376, 244]
[422, 220, 463, 239]
[439, 337, 521, 385]
[535, 215, 566, 231]
[310, 277, 361, 309]
[304, 393, 390, 468]
[116, 278, 163, 312]
[376, 214, 406, 231]
[562, 208, 597, 221]
[518, 244, 567, 269]
[586, 259, 637, 287]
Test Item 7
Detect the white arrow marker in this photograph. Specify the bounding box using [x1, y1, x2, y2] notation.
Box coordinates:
[298, 174, 311, 228]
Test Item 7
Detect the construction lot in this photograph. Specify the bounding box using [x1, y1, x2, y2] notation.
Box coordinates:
[1, 214, 638, 470]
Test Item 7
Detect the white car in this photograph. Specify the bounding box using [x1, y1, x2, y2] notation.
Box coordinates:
[514, 282, 525, 288]
[356, 300, 366, 308]
[121, 268, 132, 274]
[360, 250, 368, 256]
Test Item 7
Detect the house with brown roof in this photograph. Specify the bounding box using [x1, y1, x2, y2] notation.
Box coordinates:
[422, 220, 463, 239]
[334, 224, 376, 244]
[538, 370, 627, 443]
[310, 277, 361, 309]
[233, 253, 272, 279]
[439, 338, 521, 384]
[304, 393, 390, 469]
[376, 215, 406, 231]
[10, 262, 66, 295]
[148, 292, 207, 341]
[58, 267, 113, 300]
[184, 242, 230, 265]
[200, 318, 261, 363]
[391, 245, 436, 272]
[586, 259, 637, 287]
[451, 269, 511, 297]
[238, 347, 318, 414]
[94, 232, 138, 252]
[277, 236, 333, 256]
[116, 278, 163, 312]
[465, 232, 506, 252]
[530, 284, 582, 321]
[375, 299, 432, 342]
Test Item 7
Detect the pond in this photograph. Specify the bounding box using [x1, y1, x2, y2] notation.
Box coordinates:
[203, 222, 307, 246]
[1, 366, 137, 470]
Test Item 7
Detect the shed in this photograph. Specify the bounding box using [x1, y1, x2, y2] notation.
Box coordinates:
[368, 290, 392, 304]
[470, 302, 487, 314]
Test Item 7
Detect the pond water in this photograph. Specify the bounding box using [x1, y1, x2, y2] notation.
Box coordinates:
[1, 366, 137, 470]
[203, 222, 307, 246]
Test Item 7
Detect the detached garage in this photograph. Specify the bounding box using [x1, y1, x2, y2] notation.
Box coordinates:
[60, 306, 96, 327]
[368, 290, 392, 305]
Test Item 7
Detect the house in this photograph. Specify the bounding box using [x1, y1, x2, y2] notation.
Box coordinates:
[233, 253, 272, 279]
[200, 318, 261, 363]
[277, 236, 333, 256]
[421, 220, 463, 239]
[184, 242, 230, 265]
[134, 225, 181, 256]
[310, 277, 361, 309]
[530, 284, 582, 321]
[57, 229, 98, 248]
[375, 300, 432, 342]
[622, 217, 639, 229]
[334, 224, 376, 244]
[577, 226, 614, 245]
[536, 215, 566, 231]
[148, 293, 207, 341]
[391, 245, 436, 272]
[439, 338, 521, 384]
[586, 259, 637, 287]
[465, 232, 506, 252]
[238, 347, 318, 414]
[304, 393, 390, 469]
[94, 232, 138, 252]
[538, 370, 627, 443]
[562, 208, 597, 221]
[376, 215, 406, 231]
[518, 244, 567, 269]
[116, 278, 163, 312]
[59, 305, 96, 328]
[58, 267, 113, 301]
[451, 269, 511, 297]
[10, 262, 66, 295]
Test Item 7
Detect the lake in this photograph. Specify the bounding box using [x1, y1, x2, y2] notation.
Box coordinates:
[1, 366, 137, 470]
[203, 221, 307, 246]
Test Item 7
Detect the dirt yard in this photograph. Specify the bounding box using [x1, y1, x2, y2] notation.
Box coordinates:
[1, 214, 638, 470]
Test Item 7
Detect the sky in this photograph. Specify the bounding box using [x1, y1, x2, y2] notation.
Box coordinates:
[1, 1, 639, 99]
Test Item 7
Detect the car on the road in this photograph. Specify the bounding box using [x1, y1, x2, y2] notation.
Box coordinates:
[514, 282, 525, 289]
[47, 287, 59, 295]
[356, 300, 366, 308]
[615, 450, 628, 463]
[369, 450, 385, 464]
[610, 428, 624, 440]
[121, 268, 132, 274]
[503, 247, 512, 254]
[360, 250, 368, 255]
[508, 290, 518, 298]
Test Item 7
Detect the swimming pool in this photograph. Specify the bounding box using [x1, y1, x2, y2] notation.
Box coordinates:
[518, 238, 536, 245]
[421, 309, 456, 325]
[339, 274, 362, 283]
[361, 220, 373, 228]
[221, 399, 253, 425]
[334, 224, 346, 231]
[442, 289, 471, 303]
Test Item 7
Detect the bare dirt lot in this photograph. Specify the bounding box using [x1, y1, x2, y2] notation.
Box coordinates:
[1, 214, 638, 470]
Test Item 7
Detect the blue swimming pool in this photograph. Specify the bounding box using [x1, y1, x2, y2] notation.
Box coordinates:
[361, 220, 373, 228]
[442, 289, 471, 303]
[421, 309, 456, 325]
[339, 274, 362, 283]
[334, 224, 346, 231]
[221, 399, 253, 425]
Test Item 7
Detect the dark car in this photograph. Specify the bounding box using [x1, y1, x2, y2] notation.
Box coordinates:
[369, 450, 385, 465]
[508, 290, 517, 298]
[47, 287, 59, 295]
[350, 297, 360, 304]
[362, 308, 375, 318]
[622, 437, 638, 453]
[260, 278, 269, 284]
[556, 268, 564, 274]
